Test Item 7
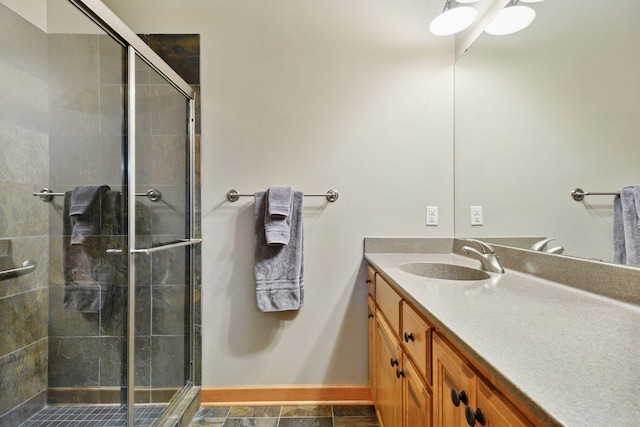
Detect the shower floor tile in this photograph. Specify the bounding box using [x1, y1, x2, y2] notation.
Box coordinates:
[19, 404, 165, 426]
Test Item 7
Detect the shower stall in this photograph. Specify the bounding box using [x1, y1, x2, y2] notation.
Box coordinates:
[0, 0, 202, 425]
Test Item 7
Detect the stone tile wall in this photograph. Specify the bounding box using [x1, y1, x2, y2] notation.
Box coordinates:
[0, 4, 50, 425]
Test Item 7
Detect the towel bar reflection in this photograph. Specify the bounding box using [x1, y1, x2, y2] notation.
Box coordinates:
[226, 189, 339, 203]
[0, 259, 36, 279]
[571, 188, 619, 202]
[32, 188, 162, 202]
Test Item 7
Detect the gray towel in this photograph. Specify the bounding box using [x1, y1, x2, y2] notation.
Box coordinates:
[267, 185, 293, 216]
[265, 186, 293, 246]
[70, 185, 110, 245]
[63, 190, 123, 319]
[613, 185, 640, 266]
[254, 190, 304, 312]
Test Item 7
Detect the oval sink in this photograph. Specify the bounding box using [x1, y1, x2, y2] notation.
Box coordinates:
[399, 262, 490, 281]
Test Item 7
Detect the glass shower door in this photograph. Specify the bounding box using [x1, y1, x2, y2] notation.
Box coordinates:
[129, 51, 194, 420]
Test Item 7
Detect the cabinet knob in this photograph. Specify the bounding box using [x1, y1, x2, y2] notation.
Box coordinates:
[404, 332, 415, 342]
[390, 358, 399, 367]
[450, 388, 468, 407]
[366, 279, 372, 284]
[396, 368, 405, 378]
[368, 313, 374, 318]
[464, 406, 486, 426]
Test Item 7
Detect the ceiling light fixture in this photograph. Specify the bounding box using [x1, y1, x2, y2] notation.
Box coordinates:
[485, 0, 536, 36]
[430, 0, 479, 37]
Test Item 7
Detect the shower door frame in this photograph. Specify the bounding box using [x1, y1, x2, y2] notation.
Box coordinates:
[68, 1, 200, 425]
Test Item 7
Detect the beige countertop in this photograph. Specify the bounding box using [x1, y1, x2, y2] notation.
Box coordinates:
[365, 251, 640, 426]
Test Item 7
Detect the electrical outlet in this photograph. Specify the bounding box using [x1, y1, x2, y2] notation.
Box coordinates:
[470, 206, 483, 226]
[426, 206, 438, 226]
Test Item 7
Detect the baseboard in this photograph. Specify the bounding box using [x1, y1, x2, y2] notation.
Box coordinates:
[200, 385, 373, 406]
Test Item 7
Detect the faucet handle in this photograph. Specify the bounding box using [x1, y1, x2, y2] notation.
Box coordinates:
[530, 238, 554, 252]
[464, 238, 496, 254]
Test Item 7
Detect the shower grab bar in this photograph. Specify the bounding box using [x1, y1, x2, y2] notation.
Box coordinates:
[227, 189, 339, 203]
[32, 188, 162, 202]
[0, 259, 36, 279]
[131, 238, 202, 255]
[571, 188, 619, 201]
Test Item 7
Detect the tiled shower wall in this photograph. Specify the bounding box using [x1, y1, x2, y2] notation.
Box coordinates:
[0, 4, 50, 425]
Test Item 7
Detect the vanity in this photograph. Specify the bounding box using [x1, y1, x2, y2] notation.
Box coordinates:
[364, 237, 640, 427]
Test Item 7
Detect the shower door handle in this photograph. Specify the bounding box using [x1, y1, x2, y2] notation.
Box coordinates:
[131, 238, 202, 255]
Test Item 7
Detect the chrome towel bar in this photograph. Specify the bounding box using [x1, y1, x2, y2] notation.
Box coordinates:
[32, 188, 162, 202]
[227, 189, 339, 203]
[571, 188, 619, 201]
[0, 259, 36, 279]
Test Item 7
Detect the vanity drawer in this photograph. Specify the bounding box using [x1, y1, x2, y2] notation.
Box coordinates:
[402, 301, 433, 385]
[376, 274, 401, 336]
[367, 265, 376, 297]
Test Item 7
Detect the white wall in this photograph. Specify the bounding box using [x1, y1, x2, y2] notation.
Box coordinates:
[1, 0, 47, 30]
[103, 0, 454, 386]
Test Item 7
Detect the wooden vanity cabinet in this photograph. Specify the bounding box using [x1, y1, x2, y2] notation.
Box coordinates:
[376, 314, 404, 427]
[433, 333, 532, 427]
[373, 273, 434, 427]
[403, 354, 432, 427]
[368, 296, 377, 393]
[368, 264, 538, 427]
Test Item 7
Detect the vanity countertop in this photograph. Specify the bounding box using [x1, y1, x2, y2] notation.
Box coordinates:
[365, 251, 640, 426]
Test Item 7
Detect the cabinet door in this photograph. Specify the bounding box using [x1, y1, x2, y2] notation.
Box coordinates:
[473, 378, 532, 427]
[403, 355, 432, 427]
[376, 315, 403, 427]
[433, 334, 475, 427]
[368, 296, 377, 395]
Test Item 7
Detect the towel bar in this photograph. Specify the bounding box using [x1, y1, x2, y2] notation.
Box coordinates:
[571, 188, 619, 201]
[32, 188, 162, 202]
[227, 189, 339, 203]
[0, 259, 36, 279]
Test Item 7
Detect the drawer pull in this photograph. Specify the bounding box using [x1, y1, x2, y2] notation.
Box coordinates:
[366, 279, 372, 284]
[465, 406, 486, 426]
[390, 358, 399, 367]
[368, 313, 374, 319]
[404, 332, 415, 342]
[451, 388, 468, 407]
[396, 368, 405, 378]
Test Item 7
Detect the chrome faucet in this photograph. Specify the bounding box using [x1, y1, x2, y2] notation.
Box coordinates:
[530, 238, 564, 254]
[461, 239, 505, 274]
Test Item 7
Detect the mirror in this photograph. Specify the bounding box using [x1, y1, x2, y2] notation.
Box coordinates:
[454, 0, 640, 264]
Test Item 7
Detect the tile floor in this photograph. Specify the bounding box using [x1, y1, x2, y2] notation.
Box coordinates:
[188, 405, 379, 427]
